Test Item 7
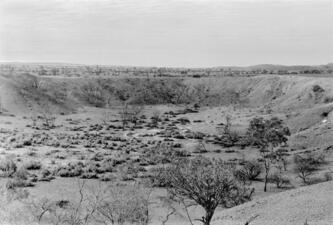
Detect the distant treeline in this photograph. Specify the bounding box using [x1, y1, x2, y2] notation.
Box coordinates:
[1, 63, 333, 78]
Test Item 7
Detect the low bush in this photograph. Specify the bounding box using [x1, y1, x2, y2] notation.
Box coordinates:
[312, 84, 325, 93]
[150, 167, 171, 187]
[141, 142, 190, 165]
[80, 172, 98, 179]
[24, 160, 42, 170]
[56, 162, 84, 177]
[14, 167, 30, 180]
[98, 159, 114, 173]
[99, 173, 117, 182]
[0, 158, 17, 177]
[41, 168, 52, 178]
[269, 173, 291, 188]
[239, 160, 262, 181]
[6, 178, 34, 189]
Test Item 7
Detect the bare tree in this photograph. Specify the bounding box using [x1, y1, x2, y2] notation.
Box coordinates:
[17, 73, 45, 90]
[119, 103, 144, 129]
[155, 157, 254, 225]
[30, 100, 57, 129]
[31, 76, 45, 89]
[26, 180, 96, 225]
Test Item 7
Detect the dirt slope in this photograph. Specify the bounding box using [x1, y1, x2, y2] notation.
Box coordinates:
[211, 181, 333, 225]
[0, 75, 27, 114]
[1, 73, 333, 138]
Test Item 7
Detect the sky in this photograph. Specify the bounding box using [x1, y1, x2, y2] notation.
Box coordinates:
[0, 0, 332, 67]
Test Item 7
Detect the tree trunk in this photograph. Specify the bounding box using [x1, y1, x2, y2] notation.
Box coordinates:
[264, 173, 268, 192]
[203, 209, 215, 225]
[264, 162, 270, 192]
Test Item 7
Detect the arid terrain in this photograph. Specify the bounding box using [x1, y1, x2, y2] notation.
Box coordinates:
[0, 64, 332, 225]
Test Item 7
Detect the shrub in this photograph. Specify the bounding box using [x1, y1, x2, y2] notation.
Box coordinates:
[98, 159, 114, 173]
[56, 162, 84, 177]
[99, 173, 117, 182]
[38, 168, 54, 181]
[90, 153, 104, 162]
[0, 158, 17, 177]
[14, 167, 30, 180]
[41, 169, 51, 178]
[80, 172, 98, 179]
[150, 167, 172, 187]
[24, 160, 42, 170]
[312, 85, 325, 93]
[141, 142, 190, 165]
[118, 164, 139, 181]
[6, 178, 34, 189]
[233, 169, 250, 185]
[269, 173, 291, 188]
[239, 160, 262, 181]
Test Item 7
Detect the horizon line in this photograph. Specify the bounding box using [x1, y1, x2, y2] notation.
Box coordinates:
[0, 60, 332, 69]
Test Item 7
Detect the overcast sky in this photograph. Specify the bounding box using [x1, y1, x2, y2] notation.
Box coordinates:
[0, 0, 332, 67]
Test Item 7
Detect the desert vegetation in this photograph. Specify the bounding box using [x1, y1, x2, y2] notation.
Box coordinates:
[0, 65, 332, 224]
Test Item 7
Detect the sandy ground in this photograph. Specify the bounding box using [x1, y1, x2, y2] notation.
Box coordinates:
[211, 181, 333, 225]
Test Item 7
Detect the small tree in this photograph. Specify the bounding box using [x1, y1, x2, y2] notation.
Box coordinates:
[129, 104, 144, 127]
[31, 101, 57, 129]
[119, 103, 144, 130]
[294, 154, 318, 184]
[155, 157, 253, 225]
[247, 117, 290, 192]
[275, 148, 289, 171]
[216, 114, 240, 147]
